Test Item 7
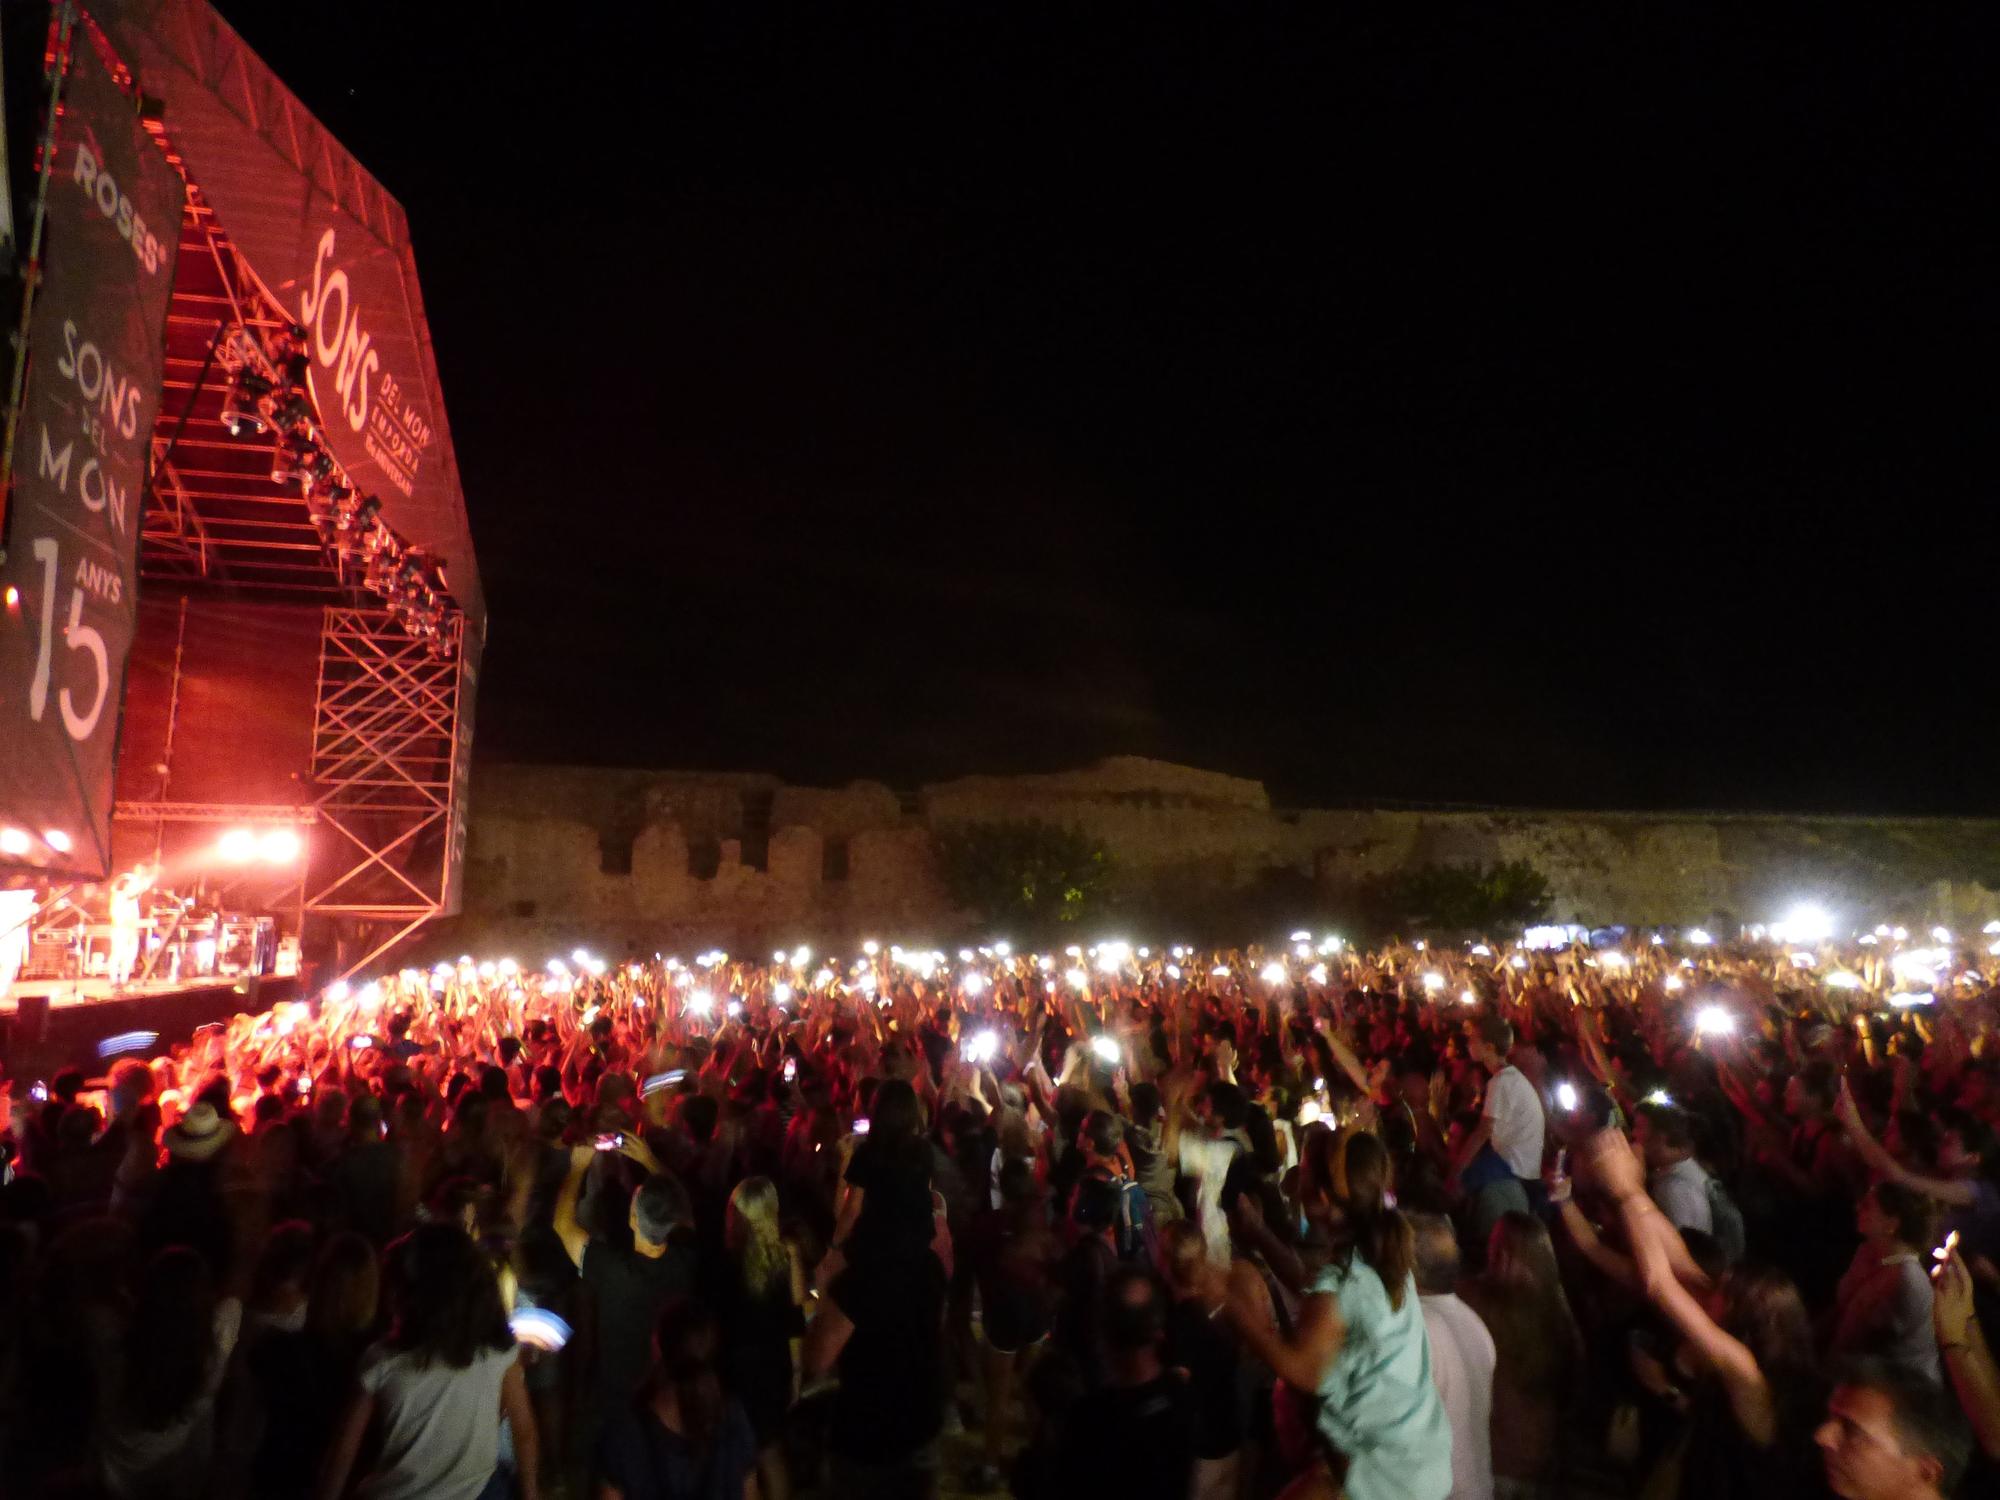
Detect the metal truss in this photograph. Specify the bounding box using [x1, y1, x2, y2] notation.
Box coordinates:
[306, 606, 467, 978]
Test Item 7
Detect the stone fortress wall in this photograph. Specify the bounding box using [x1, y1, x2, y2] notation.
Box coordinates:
[427, 756, 2000, 957]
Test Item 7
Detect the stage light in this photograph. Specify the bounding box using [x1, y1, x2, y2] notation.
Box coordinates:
[1891, 991, 1936, 1008]
[217, 828, 258, 862]
[260, 829, 302, 863]
[1422, 972, 1445, 993]
[1066, 967, 1089, 991]
[41, 829, 71, 853]
[1309, 963, 1328, 984]
[324, 980, 350, 1002]
[0, 828, 29, 856]
[962, 972, 987, 995]
[1090, 1036, 1121, 1064]
[1261, 961, 1289, 985]
[1827, 972, 1863, 990]
[773, 983, 793, 1004]
[3, 586, 18, 608]
[270, 392, 314, 432]
[220, 370, 273, 435]
[1686, 929, 1713, 946]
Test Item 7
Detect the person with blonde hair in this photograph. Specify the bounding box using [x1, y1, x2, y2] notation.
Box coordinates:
[708, 1175, 804, 1500]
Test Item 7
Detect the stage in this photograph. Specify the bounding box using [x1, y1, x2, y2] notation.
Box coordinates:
[0, 974, 302, 1078]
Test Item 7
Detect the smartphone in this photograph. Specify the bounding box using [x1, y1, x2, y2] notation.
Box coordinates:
[297, 1077, 312, 1096]
[853, 1118, 871, 1136]
[594, 1132, 623, 1152]
[350, 1036, 373, 1051]
[1932, 1229, 1960, 1279]
[783, 1057, 797, 1082]
[509, 1308, 574, 1353]
[29, 1082, 46, 1103]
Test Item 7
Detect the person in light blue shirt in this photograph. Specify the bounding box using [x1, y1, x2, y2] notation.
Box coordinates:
[1223, 1126, 1453, 1500]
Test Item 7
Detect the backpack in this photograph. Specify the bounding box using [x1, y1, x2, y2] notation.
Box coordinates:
[1075, 1165, 1157, 1263]
[1705, 1173, 1747, 1266]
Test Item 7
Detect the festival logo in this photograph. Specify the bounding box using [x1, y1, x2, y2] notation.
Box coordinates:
[298, 228, 434, 498]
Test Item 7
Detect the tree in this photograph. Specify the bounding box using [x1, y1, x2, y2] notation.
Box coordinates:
[1356, 858, 1552, 937]
[933, 820, 1112, 932]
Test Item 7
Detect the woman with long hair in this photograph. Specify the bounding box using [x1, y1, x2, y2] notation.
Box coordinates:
[251, 1231, 383, 1500]
[1462, 1211, 1583, 1498]
[834, 1078, 934, 1254]
[314, 1221, 540, 1500]
[1221, 1125, 1453, 1500]
[96, 1245, 244, 1499]
[595, 1296, 759, 1500]
[712, 1176, 805, 1500]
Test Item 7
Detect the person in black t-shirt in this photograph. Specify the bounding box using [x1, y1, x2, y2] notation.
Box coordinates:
[802, 1237, 948, 1500]
[554, 1135, 697, 1484]
[835, 1079, 934, 1256]
[1054, 1266, 1196, 1500]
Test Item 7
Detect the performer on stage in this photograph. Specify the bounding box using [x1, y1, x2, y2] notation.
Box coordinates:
[107, 863, 159, 990]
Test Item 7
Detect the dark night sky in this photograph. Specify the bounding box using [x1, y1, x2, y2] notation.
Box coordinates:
[212, 3, 1996, 813]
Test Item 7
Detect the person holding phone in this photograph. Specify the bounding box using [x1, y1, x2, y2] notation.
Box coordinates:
[552, 1131, 696, 1484]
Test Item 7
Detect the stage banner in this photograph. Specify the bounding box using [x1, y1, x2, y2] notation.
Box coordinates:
[0, 30, 180, 878]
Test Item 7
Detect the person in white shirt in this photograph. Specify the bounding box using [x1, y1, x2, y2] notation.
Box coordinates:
[1634, 1100, 1714, 1235]
[1163, 1071, 1245, 1267]
[1450, 1015, 1546, 1213]
[1410, 1212, 1495, 1500]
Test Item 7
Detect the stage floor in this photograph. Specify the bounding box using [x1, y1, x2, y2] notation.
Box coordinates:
[1, 974, 301, 1076]
[3, 972, 286, 1010]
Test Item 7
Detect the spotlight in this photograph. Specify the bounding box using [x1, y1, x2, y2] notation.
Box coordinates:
[270, 392, 314, 432]
[0, 827, 30, 856]
[43, 829, 72, 853]
[217, 828, 258, 862]
[270, 437, 314, 486]
[259, 828, 303, 863]
[220, 371, 273, 435]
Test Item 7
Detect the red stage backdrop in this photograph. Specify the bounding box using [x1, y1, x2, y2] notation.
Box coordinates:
[0, 28, 182, 878]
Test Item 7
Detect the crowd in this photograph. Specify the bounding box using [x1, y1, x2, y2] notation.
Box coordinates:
[2, 921, 2000, 1500]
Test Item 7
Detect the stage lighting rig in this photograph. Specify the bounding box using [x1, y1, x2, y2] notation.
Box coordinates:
[220, 369, 273, 435]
